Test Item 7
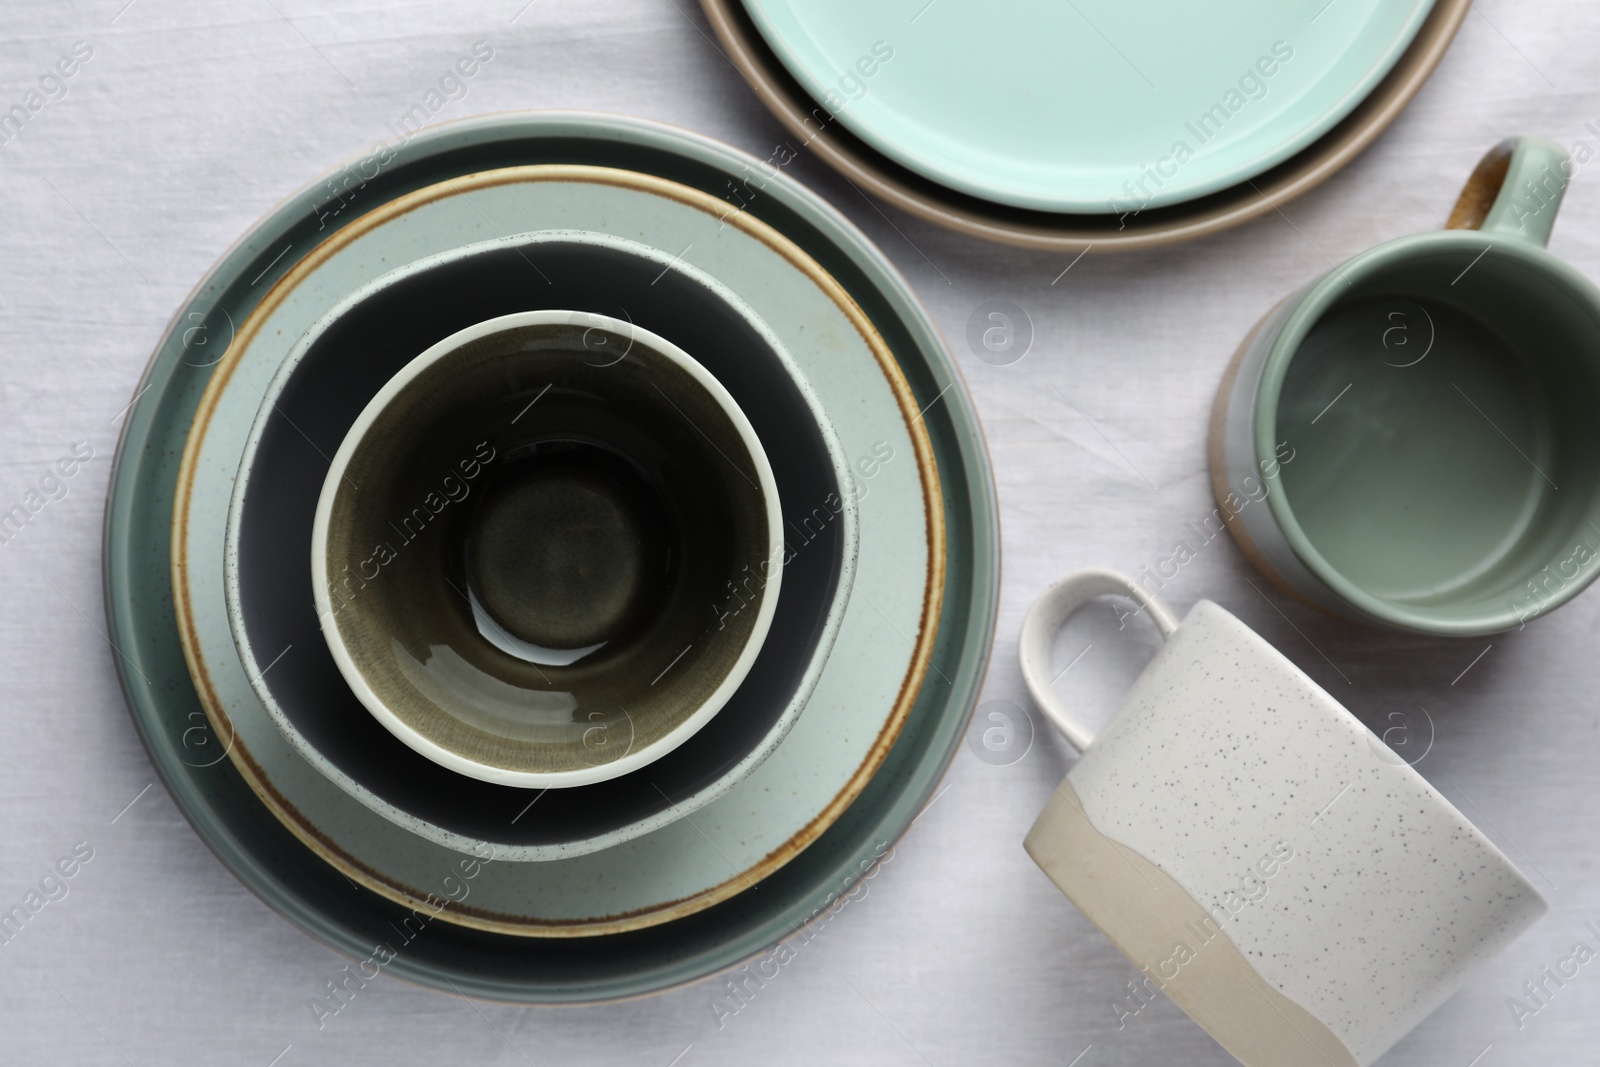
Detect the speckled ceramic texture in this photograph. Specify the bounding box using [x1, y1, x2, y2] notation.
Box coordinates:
[222, 233, 855, 859]
[1058, 598, 1546, 1065]
[176, 163, 943, 930]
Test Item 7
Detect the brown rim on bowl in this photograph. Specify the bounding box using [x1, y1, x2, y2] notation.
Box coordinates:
[700, 0, 1469, 252]
[171, 164, 945, 937]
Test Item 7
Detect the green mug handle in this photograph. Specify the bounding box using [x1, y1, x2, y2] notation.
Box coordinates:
[1445, 135, 1570, 248]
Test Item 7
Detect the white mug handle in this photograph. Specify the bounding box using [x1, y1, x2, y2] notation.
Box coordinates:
[1018, 569, 1181, 752]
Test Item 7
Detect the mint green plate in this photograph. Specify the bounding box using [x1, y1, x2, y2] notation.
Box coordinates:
[103, 112, 998, 1001]
[741, 0, 1433, 212]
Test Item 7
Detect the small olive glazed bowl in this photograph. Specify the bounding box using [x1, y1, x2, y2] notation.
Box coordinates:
[310, 310, 783, 788]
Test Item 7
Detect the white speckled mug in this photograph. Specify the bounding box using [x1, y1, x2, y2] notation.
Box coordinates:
[1018, 570, 1547, 1067]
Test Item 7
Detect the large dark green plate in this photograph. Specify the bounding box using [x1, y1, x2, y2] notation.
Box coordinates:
[103, 111, 998, 1001]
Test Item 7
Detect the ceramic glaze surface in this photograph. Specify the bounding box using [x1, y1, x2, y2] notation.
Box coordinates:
[1068, 601, 1547, 1064]
[705, 0, 1472, 251]
[741, 0, 1432, 211]
[1213, 136, 1600, 634]
[110, 111, 997, 1000]
[180, 165, 940, 921]
[1277, 293, 1549, 603]
[311, 313, 782, 787]
[225, 232, 853, 855]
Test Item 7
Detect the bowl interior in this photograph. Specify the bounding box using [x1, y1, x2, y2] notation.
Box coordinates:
[232, 236, 847, 848]
[318, 314, 778, 785]
[1268, 237, 1600, 629]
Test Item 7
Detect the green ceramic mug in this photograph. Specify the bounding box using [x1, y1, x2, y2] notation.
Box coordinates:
[1211, 136, 1600, 636]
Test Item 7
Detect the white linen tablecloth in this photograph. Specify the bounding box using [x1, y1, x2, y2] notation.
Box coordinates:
[1, 1, 1596, 1063]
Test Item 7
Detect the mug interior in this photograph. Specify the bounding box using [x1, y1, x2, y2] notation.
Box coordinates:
[318, 316, 778, 783]
[1260, 234, 1600, 631]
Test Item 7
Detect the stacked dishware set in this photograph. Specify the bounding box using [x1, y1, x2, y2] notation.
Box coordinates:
[109, 114, 998, 999]
[103, 2, 1595, 1063]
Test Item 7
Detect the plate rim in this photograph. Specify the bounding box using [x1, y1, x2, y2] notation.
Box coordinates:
[173, 162, 946, 936]
[738, 0, 1433, 213]
[700, 0, 1470, 251]
[103, 109, 999, 999]
[218, 225, 862, 859]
